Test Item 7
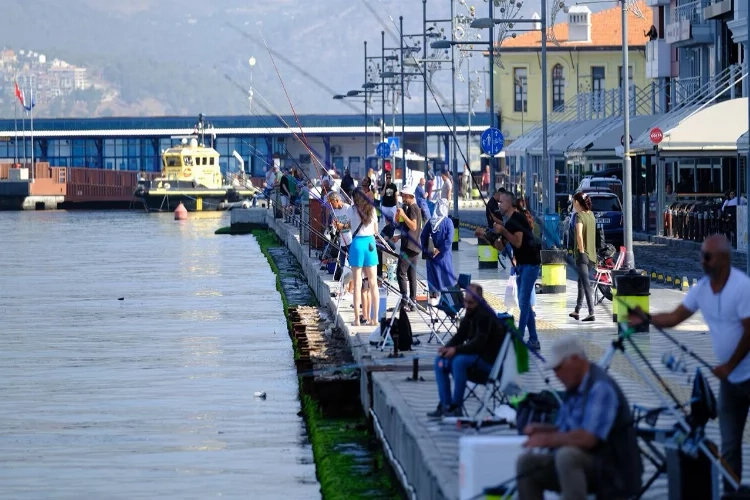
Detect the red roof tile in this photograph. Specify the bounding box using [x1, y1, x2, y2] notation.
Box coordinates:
[499, 1, 653, 49]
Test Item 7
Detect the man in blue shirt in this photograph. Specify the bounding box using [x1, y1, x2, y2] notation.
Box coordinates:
[516, 336, 641, 499]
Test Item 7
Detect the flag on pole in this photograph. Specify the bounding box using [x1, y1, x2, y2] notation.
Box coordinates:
[14, 80, 24, 107]
[23, 83, 35, 112]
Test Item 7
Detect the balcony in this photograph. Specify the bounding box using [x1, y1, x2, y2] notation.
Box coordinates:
[646, 39, 672, 79]
[703, 0, 732, 20]
[665, 1, 714, 47]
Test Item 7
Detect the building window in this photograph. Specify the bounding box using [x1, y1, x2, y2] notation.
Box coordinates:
[513, 68, 527, 113]
[618, 65, 634, 88]
[592, 66, 605, 112]
[552, 64, 565, 112]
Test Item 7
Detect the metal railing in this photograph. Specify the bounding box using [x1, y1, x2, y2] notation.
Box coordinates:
[674, 0, 703, 23]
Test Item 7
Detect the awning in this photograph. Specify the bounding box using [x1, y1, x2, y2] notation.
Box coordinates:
[633, 98, 748, 153]
[527, 120, 604, 156]
[506, 121, 570, 157]
[738, 131, 749, 154]
[577, 114, 662, 157]
[566, 116, 623, 155]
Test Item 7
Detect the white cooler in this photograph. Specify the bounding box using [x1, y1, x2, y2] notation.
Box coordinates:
[459, 435, 526, 500]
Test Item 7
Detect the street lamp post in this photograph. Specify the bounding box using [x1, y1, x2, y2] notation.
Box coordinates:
[621, 0, 635, 269]
[364, 41, 369, 164]
[450, 0, 459, 215]
[382, 31, 386, 172]
[470, 14, 549, 214]
[400, 16, 406, 184]
[488, 0, 496, 194]
[423, 0, 429, 175]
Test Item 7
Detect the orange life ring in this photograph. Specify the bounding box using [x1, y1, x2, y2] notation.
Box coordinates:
[183, 168, 192, 177]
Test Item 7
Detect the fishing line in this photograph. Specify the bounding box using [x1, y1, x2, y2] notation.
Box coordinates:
[225, 22, 712, 380]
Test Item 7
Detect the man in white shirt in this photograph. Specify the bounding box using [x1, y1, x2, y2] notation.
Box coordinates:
[629, 234, 750, 490]
[440, 170, 453, 204]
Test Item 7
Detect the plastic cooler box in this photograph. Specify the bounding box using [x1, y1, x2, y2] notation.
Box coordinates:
[459, 436, 526, 500]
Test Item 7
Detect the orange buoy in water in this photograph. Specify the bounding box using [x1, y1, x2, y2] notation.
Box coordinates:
[174, 202, 188, 220]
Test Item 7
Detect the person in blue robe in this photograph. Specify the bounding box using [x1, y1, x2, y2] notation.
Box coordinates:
[421, 199, 456, 295]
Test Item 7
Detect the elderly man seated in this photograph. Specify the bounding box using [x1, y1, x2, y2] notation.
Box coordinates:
[427, 283, 506, 418]
[515, 336, 642, 499]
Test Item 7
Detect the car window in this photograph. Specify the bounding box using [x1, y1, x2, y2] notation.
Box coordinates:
[590, 180, 620, 189]
[591, 196, 622, 212]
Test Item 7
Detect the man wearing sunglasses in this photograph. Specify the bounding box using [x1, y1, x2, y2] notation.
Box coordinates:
[629, 234, 750, 490]
[427, 284, 506, 418]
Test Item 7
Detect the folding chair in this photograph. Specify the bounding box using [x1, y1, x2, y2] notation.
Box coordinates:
[457, 313, 517, 430]
[426, 273, 472, 345]
[593, 245, 626, 304]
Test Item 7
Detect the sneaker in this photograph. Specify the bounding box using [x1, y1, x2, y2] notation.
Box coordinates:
[444, 405, 464, 418]
[427, 404, 445, 418]
[582, 315, 595, 322]
[527, 340, 541, 351]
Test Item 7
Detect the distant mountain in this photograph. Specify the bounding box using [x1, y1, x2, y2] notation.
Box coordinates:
[0, 0, 565, 119]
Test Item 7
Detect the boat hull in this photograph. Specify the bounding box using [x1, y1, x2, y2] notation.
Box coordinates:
[133, 187, 257, 212]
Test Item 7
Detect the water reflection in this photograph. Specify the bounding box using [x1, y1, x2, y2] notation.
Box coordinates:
[0, 211, 320, 499]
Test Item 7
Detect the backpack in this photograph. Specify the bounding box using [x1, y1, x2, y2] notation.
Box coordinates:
[514, 390, 561, 434]
[397, 307, 413, 351]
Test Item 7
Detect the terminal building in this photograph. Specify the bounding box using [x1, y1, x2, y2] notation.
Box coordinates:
[0, 113, 490, 182]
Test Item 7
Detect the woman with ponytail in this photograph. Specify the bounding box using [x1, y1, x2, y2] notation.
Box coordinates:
[570, 192, 596, 321]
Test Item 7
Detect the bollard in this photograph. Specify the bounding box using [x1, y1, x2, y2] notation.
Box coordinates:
[657, 273, 664, 283]
[674, 276, 682, 289]
[477, 237, 499, 269]
[610, 269, 631, 322]
[450, 216, 460, 251]
[692, 278, 698, 288]
[406, 357, 425, 382]
[539, 249, 566, 294]
[616, 270, 651, 333]
[681, 276, 689, 291]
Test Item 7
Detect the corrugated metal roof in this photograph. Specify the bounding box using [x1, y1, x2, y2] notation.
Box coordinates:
[527, 120, 603, 156]
[581, 115, 661, 157]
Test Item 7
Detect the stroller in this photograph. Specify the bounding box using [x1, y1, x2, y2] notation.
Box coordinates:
[594, 243, 617, 302]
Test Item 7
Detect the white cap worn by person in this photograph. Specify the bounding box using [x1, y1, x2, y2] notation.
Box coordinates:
[545, 335, 587, 370]
[400, 184, 416, 196]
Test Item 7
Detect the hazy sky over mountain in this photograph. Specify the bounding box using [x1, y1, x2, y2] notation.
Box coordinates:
[0, 0, 588, 117]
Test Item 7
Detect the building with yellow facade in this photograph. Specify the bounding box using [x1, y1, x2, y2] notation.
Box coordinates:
[491, 1, 653, 140]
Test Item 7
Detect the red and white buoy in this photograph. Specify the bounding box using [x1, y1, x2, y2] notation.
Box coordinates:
[174, 202, 188, 220]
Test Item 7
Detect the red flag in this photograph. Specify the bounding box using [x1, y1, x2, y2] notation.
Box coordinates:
[14, 80, 24, 107]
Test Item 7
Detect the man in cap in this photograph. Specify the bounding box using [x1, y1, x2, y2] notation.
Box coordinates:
[391, 184, 422, 309]
[516, 335, 641, 499]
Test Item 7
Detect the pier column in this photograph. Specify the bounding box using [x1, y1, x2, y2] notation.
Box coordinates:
[196, 198, 203, 211]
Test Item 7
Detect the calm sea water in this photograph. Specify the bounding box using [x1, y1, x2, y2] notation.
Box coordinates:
[0, 211, 320, 499]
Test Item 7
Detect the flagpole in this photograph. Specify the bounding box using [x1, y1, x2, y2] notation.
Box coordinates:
[29, 75, 34, 180]
[13, 94, 18, 165]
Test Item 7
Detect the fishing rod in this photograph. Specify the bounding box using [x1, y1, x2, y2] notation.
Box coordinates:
[229, 21, 709, 379]
[230, 27, 552, 363]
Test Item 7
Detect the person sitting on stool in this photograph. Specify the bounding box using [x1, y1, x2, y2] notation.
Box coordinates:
[516, 336, 642, 500]
[427, 284, 505, 418]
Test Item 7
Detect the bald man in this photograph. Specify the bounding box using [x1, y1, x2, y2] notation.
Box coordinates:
[629, 234, 750, 489]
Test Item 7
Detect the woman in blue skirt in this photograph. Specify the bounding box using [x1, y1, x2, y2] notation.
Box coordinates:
[346, 184, 380, 326]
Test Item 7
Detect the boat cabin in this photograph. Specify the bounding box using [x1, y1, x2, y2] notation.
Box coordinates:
[161, 138, 223, 189]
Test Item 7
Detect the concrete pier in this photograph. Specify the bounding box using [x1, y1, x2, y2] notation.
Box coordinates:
[236, 208, 750, 500]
